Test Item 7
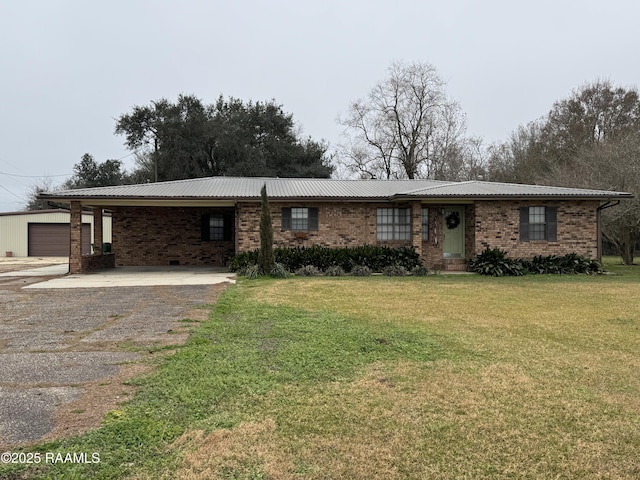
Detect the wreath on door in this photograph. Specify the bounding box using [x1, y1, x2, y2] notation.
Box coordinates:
[445, 211, 461, 229]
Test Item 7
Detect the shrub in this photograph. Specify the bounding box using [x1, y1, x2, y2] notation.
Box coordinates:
[383, 264, 407, 276]
[411, 264, 429, 276]
[237, 264, 261, 279]
[295, 265, 322, 277]
[270, 262, 291, 278]
[468, 247, 525, 277]
[469, 248, 604, 277]
[325, 265, 345, 276]
[351, 265, 372, 277]
[522, 254, 603, 275]
[230, 245, 423, 273]
[229, 250, 259, 272]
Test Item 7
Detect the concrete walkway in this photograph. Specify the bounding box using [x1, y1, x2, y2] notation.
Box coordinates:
[0, 264, 69, 277]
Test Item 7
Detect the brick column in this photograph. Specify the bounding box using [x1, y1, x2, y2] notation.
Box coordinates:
[69, 201, 83, 274]
[93, 207, 103, 255]
[411, 201, 422, 257]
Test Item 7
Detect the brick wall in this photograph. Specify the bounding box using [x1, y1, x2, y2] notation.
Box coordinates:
[474, 199, 599, 258]
[237, 201, 450, 268]
[111, 206, 235, 267]
[81, 253, 115, 271]
[109, 199, 600, 269]
[237, 201, 417, 251]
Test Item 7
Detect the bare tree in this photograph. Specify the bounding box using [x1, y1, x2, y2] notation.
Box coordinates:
[338, 61, 468, 180]
[486, 122, 545, 183]
[455, 137, 489, 181]
[551, 135, 640, 265]
[488, 80, 640, 264]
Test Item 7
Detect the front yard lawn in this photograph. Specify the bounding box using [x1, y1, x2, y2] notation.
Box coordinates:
[4, 267, 640, 479]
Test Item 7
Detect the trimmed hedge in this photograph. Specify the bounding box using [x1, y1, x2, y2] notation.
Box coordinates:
[229, 245, 423, 274]
[468, 247, 604, 276]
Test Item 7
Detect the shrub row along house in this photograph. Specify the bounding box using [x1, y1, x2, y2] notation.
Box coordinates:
[40, 177, 632, 274]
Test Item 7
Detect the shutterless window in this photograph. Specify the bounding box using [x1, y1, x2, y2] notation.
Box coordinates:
[377, 208, 411, 241]
[421, 207, 429, 241]
[528, 206, 546, 240]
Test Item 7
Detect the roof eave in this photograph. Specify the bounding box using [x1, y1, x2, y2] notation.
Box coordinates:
[39, 194, 399, 203]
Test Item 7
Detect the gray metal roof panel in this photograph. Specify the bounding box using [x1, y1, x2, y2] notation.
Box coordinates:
[41, 177, 449, 200]
[398, 180, 632, 198]
[40, 177, 632, 201]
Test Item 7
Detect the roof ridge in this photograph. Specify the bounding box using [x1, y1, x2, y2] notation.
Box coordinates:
[399, 180, 458, 195]
[472, 180, 601, 191]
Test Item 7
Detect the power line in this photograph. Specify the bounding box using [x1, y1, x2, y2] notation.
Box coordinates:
[115, 150, 138, 161]
[0, 183, 26, 201]
[0, 170, 71, 178]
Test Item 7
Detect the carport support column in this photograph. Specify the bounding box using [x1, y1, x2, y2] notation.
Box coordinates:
[93, 207, 103, 255]
[69, 201, 83, 274]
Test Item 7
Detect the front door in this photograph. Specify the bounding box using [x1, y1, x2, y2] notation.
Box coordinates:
[443, 206, 465, 258]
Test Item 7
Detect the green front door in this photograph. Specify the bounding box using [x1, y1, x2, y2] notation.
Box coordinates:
[443, 206, 465, 258]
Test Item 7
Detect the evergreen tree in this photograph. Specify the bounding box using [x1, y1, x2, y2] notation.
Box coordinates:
[258, 184, 274, 274]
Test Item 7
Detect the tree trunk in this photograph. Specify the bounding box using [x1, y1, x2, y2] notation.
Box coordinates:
[617, 229, 635, 265]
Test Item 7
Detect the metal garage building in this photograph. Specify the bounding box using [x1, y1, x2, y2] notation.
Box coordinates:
[0, 209, 112, 257]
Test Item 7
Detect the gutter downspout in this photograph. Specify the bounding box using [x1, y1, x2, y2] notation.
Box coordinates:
[596, 200, 620, 260]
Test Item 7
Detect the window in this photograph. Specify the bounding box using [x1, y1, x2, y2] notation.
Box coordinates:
[519, 206, 557, 241]
[528, 206, 546, 240]
[421, 207, 429, 241]
[208, 214, 225, 241]
[281, 207, 319, 231]
[377, 208, 411, 241]
[201, 213, 233, 241]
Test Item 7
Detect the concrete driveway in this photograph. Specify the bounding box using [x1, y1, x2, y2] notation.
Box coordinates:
[0, 260, 236, 289]
[0, 260, 232, 449]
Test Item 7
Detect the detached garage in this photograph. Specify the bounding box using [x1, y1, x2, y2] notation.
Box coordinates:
[0, 209, 112, 257]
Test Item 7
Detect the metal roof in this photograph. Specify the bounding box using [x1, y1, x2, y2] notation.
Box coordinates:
[40, 176, 633, 203]
[396, 180, 632, 198]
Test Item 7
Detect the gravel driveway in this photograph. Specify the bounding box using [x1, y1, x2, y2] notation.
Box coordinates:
[0, 265, 226, 449]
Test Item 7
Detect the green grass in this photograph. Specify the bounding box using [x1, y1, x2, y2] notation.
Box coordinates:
[3, 263, 640, 479]
[602, 255, 640, 276]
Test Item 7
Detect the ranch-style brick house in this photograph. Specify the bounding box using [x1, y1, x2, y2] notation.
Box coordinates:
[40, 177, 632, 274]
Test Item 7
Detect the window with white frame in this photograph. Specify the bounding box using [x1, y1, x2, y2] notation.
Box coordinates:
[519, 206, 557, 242]
[201, 212, 232, 242]
[291, 207, 309, 231]
[281, 207, 319, 231]
[377, 208, 411, 241]
[209, 214, 225, 241]
[528, 206, 546, 240]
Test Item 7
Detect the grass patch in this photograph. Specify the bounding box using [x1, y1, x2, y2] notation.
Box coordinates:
[4, 267, 640, 479]
[602, 255, 640, 277]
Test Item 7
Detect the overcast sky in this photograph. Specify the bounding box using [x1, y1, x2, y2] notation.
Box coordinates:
[1, 0, 638, 211]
